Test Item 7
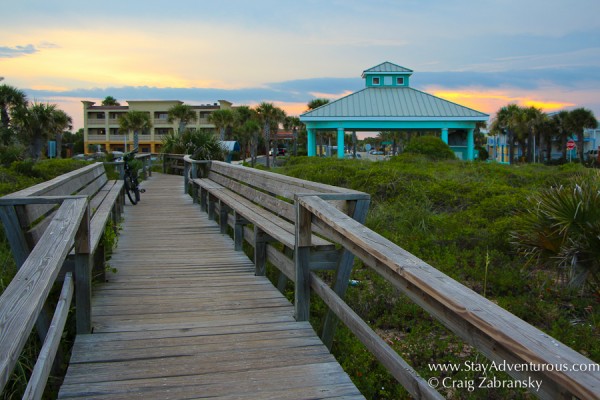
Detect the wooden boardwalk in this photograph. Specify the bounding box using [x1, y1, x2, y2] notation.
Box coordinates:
[58, 173, 363, 399]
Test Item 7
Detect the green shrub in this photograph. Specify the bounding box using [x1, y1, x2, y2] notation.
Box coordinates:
[0, 143, 26, 167]
[403, 135, 457, 160]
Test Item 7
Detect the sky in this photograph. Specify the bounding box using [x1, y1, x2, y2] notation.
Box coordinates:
[2, 0, 600, 132]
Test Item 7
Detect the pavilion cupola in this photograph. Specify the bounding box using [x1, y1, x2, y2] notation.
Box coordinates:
[361, 61, 413, 88]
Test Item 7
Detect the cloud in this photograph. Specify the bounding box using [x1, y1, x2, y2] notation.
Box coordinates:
[413, 67, 600, 90]
[0, 44, 38, 58]
[23, 65, 600, 132]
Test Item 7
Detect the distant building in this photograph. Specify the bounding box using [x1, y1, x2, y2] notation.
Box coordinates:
[82, 99, 233, 154]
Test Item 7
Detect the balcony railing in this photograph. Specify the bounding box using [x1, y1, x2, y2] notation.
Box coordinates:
[87, 135, 106, 141]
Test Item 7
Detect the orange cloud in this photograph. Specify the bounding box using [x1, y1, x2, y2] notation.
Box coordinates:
[431, 89, 575, 115]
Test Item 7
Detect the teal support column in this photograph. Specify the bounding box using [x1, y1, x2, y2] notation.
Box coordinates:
[337, 128, 344, 158]
[467, 128, 475, 160]
[441, 128, 449, 144]
[307, 129, 316, 157]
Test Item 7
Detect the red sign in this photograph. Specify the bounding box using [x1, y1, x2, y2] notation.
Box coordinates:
[567, 140, 576, 150]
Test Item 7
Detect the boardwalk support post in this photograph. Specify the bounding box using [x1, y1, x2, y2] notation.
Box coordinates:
[254, 227, 268, 276]
[234, 212, 246, 251]
[75, 202, 92, 334]
[321, 198, 370, 348]
[294, 196, 311, 321]
[208, 193, 217, 220]
[219, 201, 230, 234]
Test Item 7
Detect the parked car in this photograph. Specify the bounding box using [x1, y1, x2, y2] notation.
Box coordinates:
[587, 149, 599, 159]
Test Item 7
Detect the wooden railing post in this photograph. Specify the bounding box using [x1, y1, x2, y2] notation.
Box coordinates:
[183, 158, 190, 194]
[321, 198, 371, 348]
[254, 227, 268, 276]
[294, 196, 312, 321]
[116, 162, 124, 180]
[207, 193, 217, 220]
[233, 212, 246, 251]
[191, 162, 199, 204]
[0, 205, 30, 268]
[219, 201, 230, 234]
[74, 202, 92, 334]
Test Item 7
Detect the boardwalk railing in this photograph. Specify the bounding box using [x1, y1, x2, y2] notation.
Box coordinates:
[0, 197, 91, 398]
[183, 155, 599, 400]
[105, 152, 153, 180]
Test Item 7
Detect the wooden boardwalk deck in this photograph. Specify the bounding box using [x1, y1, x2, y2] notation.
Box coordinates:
[58, 173, 363, 399]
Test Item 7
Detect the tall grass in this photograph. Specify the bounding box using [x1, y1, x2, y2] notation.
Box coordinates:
[278, 155, 598, 398]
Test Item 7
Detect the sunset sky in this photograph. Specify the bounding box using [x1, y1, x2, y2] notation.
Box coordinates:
[2, 0, 599, 131]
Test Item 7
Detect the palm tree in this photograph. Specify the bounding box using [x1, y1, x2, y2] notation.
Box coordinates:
[231, 106, 259, 161]
[512, 171, 600, 293]
[12, 101, 58, 160]
[523, 106, 544, 162]
[208, 109, 234, 141]
[241, 119, 261, 166]
[283, 116, 301, 156]
[537, 116, 557, 163]
[119, 110, 152, 151]
[167, 104, 197, 134]
[490, 104, 525, 164]
[101, 96, 120, 106]
[552, 111, 571, 161]
[52, 109, 72, 158]
[566, 108, 597, 162]
[0, 84, 27, 144]
[255, 102, 286, 168]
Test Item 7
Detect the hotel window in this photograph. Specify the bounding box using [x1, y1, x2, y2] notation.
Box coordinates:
[372, 77, 380, 85]
[384, 76, 392, 85]
[396, 77, 405, 85]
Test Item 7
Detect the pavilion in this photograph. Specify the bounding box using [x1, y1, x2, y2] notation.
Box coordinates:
[299, 62, 489, 160]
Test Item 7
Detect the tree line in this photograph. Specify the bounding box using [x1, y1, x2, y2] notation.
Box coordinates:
[0, 84, 74, 162]
[490, 104, 597, 163]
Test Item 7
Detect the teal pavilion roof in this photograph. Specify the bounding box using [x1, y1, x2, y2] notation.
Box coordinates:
[301, 62, 488, 122]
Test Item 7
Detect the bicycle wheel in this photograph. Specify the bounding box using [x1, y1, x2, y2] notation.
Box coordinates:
[131, 176, 141, 203]
[124, 175, 138, 205]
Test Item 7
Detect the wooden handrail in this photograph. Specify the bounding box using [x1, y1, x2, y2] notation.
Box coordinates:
[0, 197, 90, 393]
[296, 194, 600, 400]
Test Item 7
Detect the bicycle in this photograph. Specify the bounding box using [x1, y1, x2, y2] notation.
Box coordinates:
[121, 148, 145, 205]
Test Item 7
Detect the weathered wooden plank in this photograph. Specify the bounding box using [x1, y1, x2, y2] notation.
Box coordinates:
[207, 172, 296, 221]
[89, 180, 123, 253]
[60, 362, 358, 399]
[0, 205, 30, 267]
[23, 272, 74, 400]
[8, 164, 104, 226]
[57, 173, 364, 399]
[0, 198, 87, 392]
[294, 200, 312, 321]
[299, 195, 600, 400]
[311, 272, 443, 400]
[210, 160, 363, 198]
[62, 345, 333, 384]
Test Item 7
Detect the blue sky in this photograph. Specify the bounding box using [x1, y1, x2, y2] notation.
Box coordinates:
[2, 0, 599, 130]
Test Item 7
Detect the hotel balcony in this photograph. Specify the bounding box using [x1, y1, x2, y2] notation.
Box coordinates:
[88, 119, 106, 126]
[88, 135, 107, 141]
[154, 117, 171, 126]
